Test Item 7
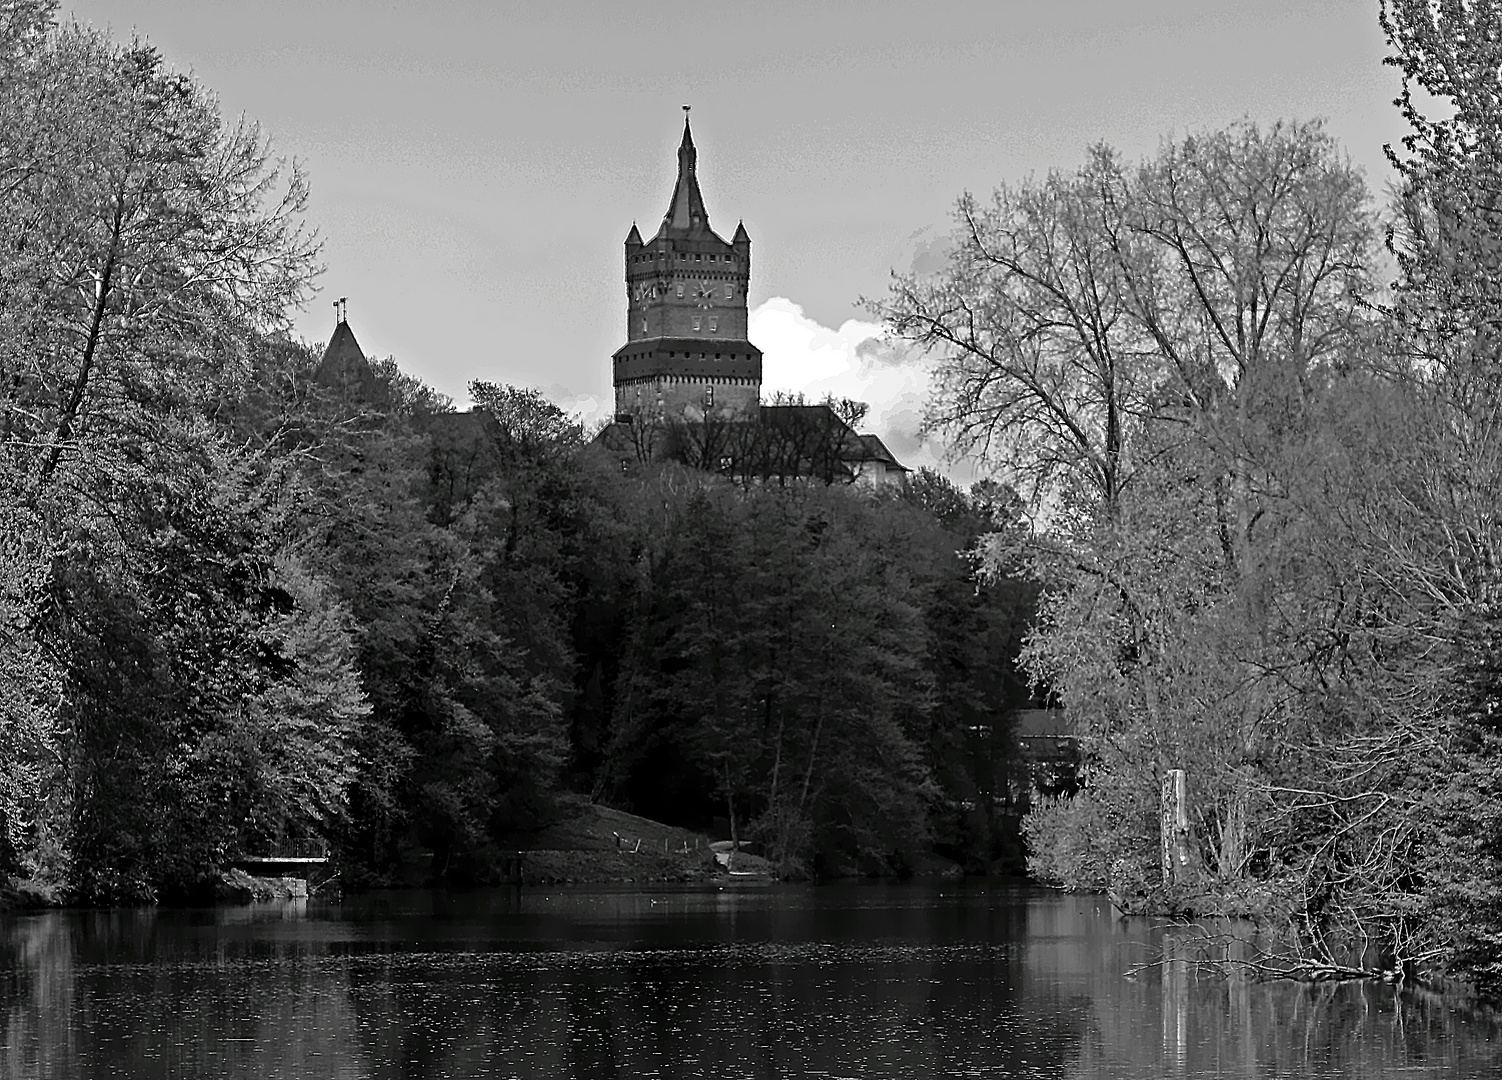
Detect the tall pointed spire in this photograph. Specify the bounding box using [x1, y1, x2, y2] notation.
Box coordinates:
[662, 106, 709, 234]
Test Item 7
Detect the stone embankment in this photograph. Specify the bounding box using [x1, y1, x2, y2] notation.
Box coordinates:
[213, 869, 311, 902]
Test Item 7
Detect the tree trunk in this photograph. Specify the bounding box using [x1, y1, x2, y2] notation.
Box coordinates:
[798, 691, 826, 812]
[723, 759, 739, 872]
[766, 703, 787, 866]
[1160, 768, 1189, 887]
[37, 193, 126, 490]
[1217, 769, 1249, 879]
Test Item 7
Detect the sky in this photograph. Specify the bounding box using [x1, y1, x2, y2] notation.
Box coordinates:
[63, 0, 1408, 478]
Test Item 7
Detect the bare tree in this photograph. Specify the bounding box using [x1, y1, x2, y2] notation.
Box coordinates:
[879, 148, 1161, 518]
[893, 122, 1391, 959]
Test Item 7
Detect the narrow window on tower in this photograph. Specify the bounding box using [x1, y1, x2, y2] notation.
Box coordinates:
[676, 283, 684, 298]
[640, 316, 647, 333]
[724, 284, 732, 300]
[692, 315, 702, 331]
[705, 385, 715, 408]
[709, 316, 718, 332]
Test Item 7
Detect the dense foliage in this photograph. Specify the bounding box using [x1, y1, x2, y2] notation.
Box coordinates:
[0, 3, 1036, 901]
[874, 1, 1502, 990]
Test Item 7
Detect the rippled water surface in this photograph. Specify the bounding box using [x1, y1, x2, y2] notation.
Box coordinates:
[2, 882, 1500, 1078]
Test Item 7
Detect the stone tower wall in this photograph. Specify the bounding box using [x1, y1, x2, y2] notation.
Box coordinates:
[615, 374, 760, 421]
[626, 241, 749, 341]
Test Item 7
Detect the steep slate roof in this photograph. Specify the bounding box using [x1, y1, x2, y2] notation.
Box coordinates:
[758, 403, 863, 447]
[315, 318, 390, 406]
[315, 319, 368, 387]
[657, 115, 713, 238]
[757, 405, 915, 472]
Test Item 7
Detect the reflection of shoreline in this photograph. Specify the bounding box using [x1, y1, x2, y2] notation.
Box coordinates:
[1, 887, 1499, 1078]
[0, 906, 372, 1078]
[1018, 898, 1502, 1079]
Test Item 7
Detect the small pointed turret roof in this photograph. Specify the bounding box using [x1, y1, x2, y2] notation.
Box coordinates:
[661, 112, 710, 236]
[733, 219, 750, 243]
[315, 314, 387, 406]
[625, 222, 642, 245]
[317, 318, 367, 386]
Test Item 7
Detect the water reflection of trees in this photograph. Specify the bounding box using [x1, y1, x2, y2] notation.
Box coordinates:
[0, 906, 371, 1079]
[3, 892, 1502, 1078]
[1023, 899, 1502, 1079]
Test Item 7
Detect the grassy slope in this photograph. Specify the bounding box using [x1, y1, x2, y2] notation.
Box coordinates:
[520, 798, 775, 884]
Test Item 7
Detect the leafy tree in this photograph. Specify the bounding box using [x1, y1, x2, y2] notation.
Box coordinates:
[885, 121, 1385, 937]
[1382, 0, 1502, 385]
[895, 471, 1038, 871]
[606, 474, 942, 876]
[53, 430, 367, 901]
[0, 12, 316, 495]
[0, 494, 59, 878]
[0, 6, 352, 901]
[1361, 0, 1502, 987]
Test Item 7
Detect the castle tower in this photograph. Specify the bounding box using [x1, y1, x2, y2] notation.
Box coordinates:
[612, 112, 761, 421]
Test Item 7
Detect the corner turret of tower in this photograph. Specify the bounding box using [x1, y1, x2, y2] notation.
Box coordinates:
[732, 220, 750, 278]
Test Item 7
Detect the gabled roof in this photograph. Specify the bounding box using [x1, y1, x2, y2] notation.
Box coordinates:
[758, 403, 858, 437]
[855, 433, 910, 472]
[758, 407, 910, 471]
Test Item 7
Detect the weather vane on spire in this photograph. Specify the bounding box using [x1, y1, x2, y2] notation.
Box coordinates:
[682, 104, 690, 118]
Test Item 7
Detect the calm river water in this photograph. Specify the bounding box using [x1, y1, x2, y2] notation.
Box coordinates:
[1, 882, 1499, 1078]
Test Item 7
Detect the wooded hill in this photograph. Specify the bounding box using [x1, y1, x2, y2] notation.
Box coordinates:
[10, 0, 1502, 994]
[0, 4, 1039, 902]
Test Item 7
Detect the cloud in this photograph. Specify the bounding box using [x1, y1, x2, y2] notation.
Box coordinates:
[542, 385, 614, 432]
[750, 297, 979, 484]
[533, 296, 982, 484]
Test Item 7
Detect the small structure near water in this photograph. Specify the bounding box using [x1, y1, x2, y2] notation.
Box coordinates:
[1012, 708, 1080, 800]
[224, 848, 335, 901]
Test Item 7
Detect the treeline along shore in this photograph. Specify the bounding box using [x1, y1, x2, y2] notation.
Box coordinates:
[9, 0, 1502, 996]
[0, 4, 1037, 909]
